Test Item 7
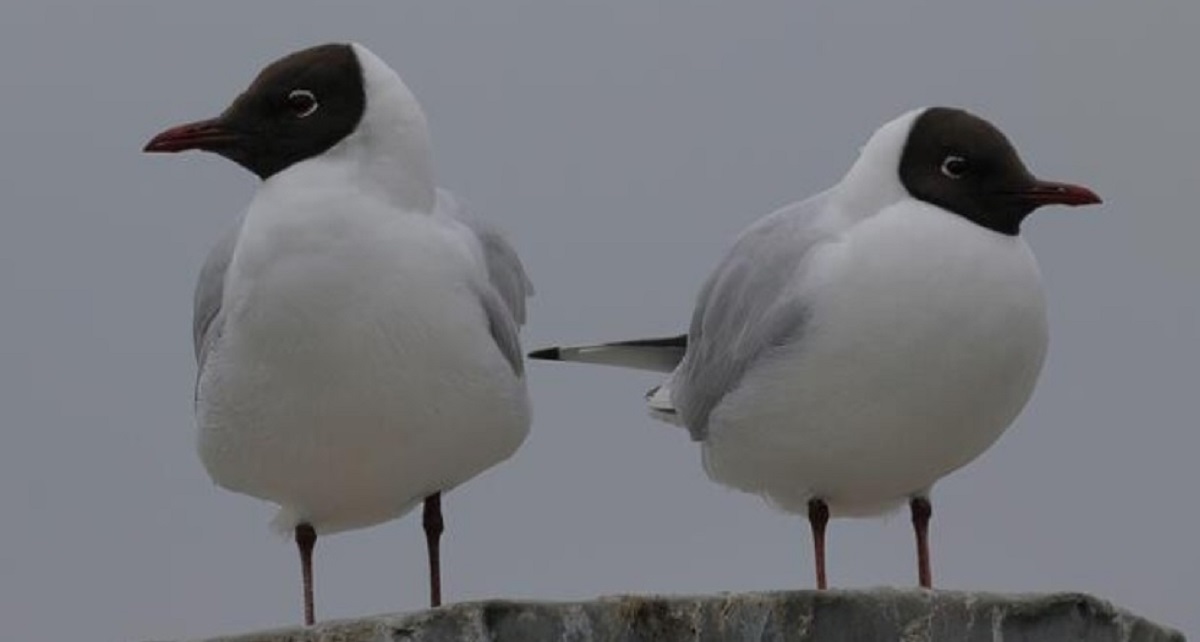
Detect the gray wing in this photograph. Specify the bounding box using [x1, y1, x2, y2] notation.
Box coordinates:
[475, 285, 527, 376]
[466, 217, 534, 326]
[672, 191, 836, 440]
[438, 189, 534, 375]
[193, 221, 240, 370]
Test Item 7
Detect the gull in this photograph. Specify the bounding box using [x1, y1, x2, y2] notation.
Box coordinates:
[531, 107, 1100, 589]
[144, 43, 532, 624]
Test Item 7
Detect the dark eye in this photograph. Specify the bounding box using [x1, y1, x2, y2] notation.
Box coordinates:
[940, 155, 968, 179]
[286, 89, 319, 118]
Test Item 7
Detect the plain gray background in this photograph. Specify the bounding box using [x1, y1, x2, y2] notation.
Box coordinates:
[0, 2, 1195, 640]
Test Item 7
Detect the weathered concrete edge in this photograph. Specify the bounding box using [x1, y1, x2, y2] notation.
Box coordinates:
[155, 589, 1186, 642]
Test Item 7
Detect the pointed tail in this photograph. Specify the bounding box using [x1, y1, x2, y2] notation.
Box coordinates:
[528, 334, 687, 374]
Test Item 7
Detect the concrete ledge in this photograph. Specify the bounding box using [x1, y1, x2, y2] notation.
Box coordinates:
[163, 589, 1185, 642]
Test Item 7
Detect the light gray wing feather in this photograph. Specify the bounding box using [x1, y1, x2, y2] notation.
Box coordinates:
[193, 221, 240, 370]
[673, 191, 836, 440]
[527, 335, 686, 373]
[475, 284, 526, 376]
[438, 189, 533, 375]
[468, 218, 533, 326]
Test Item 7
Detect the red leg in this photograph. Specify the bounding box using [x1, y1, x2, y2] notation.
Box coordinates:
[910, 497, 933, 589]
[423, 493, 444, 607]
[808, 498, 830, 590]
[295, 523, 317, 625]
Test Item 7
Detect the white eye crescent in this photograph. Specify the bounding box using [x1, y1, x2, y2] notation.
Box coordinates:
[940, 155, 968, 179]
[286, 89, 319, 118]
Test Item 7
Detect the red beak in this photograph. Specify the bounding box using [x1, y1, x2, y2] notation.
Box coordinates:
[143, 118, 239, 153]
[1015, 180, 1103, 207]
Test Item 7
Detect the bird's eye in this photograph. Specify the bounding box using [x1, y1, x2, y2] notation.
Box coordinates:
[286, 89, 319, 118]
[940, 155, 968, 179]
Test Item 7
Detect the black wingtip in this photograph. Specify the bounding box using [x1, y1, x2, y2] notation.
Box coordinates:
[527, 347, 562, 361]
[613, 334, 687, 349]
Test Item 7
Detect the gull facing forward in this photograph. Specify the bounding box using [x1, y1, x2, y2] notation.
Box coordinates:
[145, 43, 532, 623]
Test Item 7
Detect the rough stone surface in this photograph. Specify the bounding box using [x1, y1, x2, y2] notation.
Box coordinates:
[157, 590, 1185, 642]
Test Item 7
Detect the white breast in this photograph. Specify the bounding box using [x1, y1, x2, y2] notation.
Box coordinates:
[196, 168, 529, 534]
[702, 202, 1047, 516]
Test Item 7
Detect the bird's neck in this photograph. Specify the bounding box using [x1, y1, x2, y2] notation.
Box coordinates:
[832, 158, 909, 221]
[322, 112, 437, 214]
[339, 45, 439, 214]
[831, 109, 923, 221]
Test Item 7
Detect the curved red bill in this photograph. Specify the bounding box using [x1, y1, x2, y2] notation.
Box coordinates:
[143, 118, 238, 153]
[1018, 180, 1102, 207]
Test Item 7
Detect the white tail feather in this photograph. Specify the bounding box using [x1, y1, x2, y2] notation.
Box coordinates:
[645, 383, 683, 426]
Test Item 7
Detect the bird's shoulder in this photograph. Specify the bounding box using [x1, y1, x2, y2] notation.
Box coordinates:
[193, 220, 241, 369]
[433, 189, 533, 325]
[432, 189, 533, 375]
[672, 190, 842, 438]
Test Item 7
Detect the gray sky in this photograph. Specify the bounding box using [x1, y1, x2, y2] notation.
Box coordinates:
[0, 1, 1196, 640]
